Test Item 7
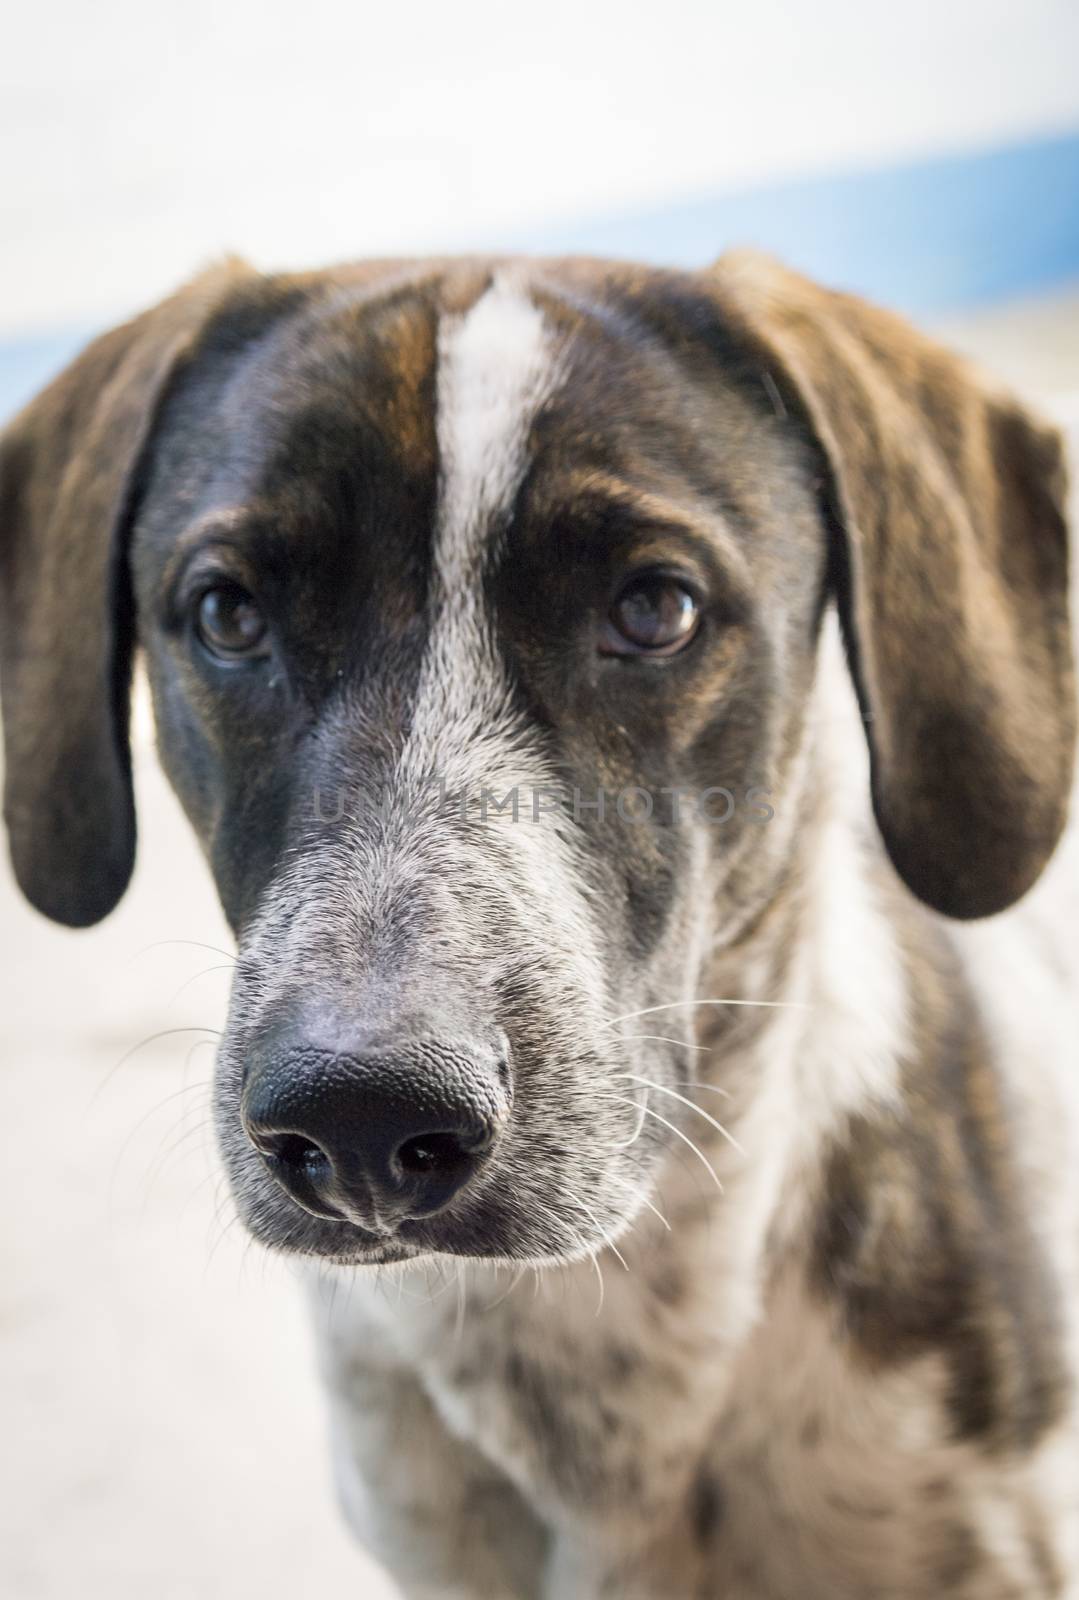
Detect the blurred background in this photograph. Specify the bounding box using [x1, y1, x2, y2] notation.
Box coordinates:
[2, 3, 1078, 1597]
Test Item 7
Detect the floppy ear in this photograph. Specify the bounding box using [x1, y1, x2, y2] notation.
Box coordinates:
[0, 259, 254, 926]
[709, 251, 1076, 919]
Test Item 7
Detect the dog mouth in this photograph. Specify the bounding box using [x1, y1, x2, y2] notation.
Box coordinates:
[239, 1204, 544, 1270]
[227, 1133, 642, 1269]
[296, 1232, 424, 1269]
[236, 1197, 467, 1267]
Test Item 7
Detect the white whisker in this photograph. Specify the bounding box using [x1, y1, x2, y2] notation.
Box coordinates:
[91, 1025, 223, 1106]
[609, 1096, 724, 1191]
[602, 997, 807, 1031]
[611, 1176, 672, 1232]
[454, 1266, 468, 1341]
[165, 963, 237, 1008]
[634, 1191, 671, 1232]
[615, 1073, 746, 1156]
[485, 1265, 527, 1312]
[615, 1032, 711, 1052]
[134, 938, 237, 964]
[608, 1088, 648, 1150]
[588, 1249, 605, 1317]
[569, 1197, 630, 1273]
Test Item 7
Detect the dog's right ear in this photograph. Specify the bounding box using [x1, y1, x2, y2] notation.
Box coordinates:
[0, 260, 255, 927]
[706, 252, 1075, 920]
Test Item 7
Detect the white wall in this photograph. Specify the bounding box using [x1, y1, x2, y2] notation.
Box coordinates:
[2, 0, 1078, 335]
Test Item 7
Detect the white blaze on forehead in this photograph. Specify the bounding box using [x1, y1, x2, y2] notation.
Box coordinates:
[401, 272, 565, 748]
[434, 274, 562, 589]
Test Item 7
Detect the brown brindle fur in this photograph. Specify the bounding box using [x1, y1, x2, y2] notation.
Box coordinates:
[813, 885, 1069, 1450]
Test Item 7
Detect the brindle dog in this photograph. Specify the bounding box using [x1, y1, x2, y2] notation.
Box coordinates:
[2, 253, 1077, 1598]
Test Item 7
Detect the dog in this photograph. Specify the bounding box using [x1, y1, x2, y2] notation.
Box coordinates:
[2, 251, 1077, 1598]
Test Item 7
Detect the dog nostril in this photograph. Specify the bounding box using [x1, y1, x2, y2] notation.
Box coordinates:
[397, 1131, 473, 1176]
[260, 1131, 329, 1180]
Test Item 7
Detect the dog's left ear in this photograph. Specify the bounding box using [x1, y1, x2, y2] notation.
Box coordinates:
[0, 259, 255, 926]
[709, 251, 1076, 919]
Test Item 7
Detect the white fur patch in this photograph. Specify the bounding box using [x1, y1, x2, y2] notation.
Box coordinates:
[786, 618, 907, 1138]
[434, 273, 562, 592]
[399, 273, 564, 750]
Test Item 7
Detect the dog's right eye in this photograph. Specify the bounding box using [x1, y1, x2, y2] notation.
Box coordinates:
[194, 584, 269, 661]
[601, 572, 701, 657]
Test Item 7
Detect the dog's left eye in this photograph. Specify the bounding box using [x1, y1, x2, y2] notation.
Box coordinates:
[602, 573, 701, 657]
[194, 584, 269, 661]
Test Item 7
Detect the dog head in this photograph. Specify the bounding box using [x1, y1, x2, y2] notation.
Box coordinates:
[2, 254, 1073, 1264]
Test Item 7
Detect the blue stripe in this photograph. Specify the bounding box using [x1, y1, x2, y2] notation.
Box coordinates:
[515, 129, 1079, 317]
[2, 129, 1078, 423]
[0, 327, 97, 426]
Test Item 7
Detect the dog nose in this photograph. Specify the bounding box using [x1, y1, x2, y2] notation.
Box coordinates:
[241, 1028, 510, 1231]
